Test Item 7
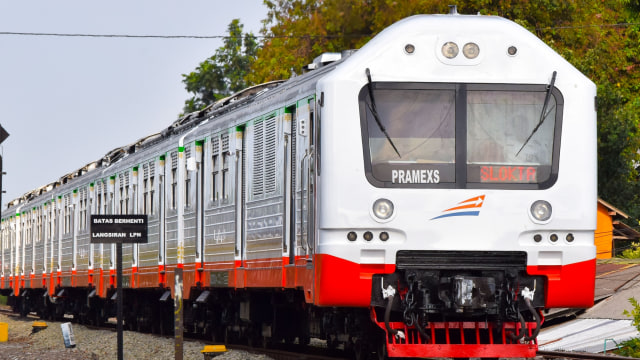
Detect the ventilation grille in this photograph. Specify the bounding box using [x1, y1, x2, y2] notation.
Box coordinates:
[119, 172, 130, 187]
[171, 151, 178, 169]
[221, 134, 230, 153]
[252, 116, 277, 197]
[253, 121, 264, 196]
[396, 251, 527, 271]
[264, 116, 277, 194]
[212, 136, 220, 154]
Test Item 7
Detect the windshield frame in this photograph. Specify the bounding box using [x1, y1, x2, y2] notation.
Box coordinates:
[358, 82, 564, 190]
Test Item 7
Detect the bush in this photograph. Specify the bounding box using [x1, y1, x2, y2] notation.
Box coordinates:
[616, 297, 640, 357]
[620, 243, 640, 259]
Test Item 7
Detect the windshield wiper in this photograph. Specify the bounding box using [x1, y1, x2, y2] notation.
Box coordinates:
[516, 71, 557, 157]
[365, 68, 401, 158]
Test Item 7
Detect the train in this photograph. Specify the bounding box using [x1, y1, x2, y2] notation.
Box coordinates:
[0, 8, 597, 360]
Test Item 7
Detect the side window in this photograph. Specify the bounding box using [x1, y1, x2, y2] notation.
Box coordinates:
[211, 136, 220, 202]
[142, 160, 156, 215]
[171, 151, 178, 209]
[221, 133, 230, 201]
[143, 178, 149, 214]
[64, 195, 71, 234]
[150, 175, 155, 215]
[79, 188, 88, 231]
[185, 145, 191, 208]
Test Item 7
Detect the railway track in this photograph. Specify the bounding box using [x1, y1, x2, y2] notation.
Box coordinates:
[0, 306, 350, 360]
[3, 307, 637, 360]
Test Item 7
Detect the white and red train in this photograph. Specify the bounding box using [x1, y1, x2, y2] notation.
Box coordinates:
[1, 9, 596, 359]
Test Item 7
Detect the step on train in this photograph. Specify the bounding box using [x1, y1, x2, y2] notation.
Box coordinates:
[0, 8, 596, 359]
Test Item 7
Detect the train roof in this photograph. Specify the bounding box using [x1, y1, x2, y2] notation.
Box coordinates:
[3, 49, 347, 214]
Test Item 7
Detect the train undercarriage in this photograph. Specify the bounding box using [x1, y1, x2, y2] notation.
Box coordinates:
[6, 285, 384, 359]
[4, 252, 545, 359]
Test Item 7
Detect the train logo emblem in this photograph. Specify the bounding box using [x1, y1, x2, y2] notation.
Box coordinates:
[431, 195, 485, 220]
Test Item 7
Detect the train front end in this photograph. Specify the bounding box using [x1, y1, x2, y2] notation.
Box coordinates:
[314, 13, 596, 358]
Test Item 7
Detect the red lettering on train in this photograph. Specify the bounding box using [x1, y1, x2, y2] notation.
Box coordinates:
[480, 166, 537, 183]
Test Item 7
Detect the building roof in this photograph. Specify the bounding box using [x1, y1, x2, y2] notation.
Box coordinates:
[538, 318, 639, 353]
[539, 261, 640, 353]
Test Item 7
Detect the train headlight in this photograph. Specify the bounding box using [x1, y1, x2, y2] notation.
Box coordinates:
[372, 198, 394, 221]
[530, 200, 552, 223]
[463, 42, 480, 59]
[442, 42, 459, 59]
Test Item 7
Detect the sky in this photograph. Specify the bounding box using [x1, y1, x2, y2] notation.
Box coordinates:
[0, 1, 267, 208]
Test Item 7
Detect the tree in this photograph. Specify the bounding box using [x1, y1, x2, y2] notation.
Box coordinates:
[249, 0, 640, 220]
[181, 19, 258, 114]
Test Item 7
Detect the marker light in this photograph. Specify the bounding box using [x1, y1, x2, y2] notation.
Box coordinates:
[463, 42, 480, 59]
[373, 198, 394, 221]
[566, 233, 575, 242]
[404, 44, 415, 54]
[380, 232, 390, 241]
[530, 200, 552, 222]
[442, 42, 459, 59]
[347, 232, 357, 241]
[363, 231, 373, 241]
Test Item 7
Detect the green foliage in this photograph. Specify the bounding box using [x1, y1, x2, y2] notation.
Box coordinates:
[620, 242, 640, 259]
[617, 298, 640, 356]
[181, 19, 257, 115]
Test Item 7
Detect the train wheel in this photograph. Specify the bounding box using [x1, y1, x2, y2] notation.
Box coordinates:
[19, 298, 28, 317]
[326, 334, 338, 350]
[353, 339, 366, 360]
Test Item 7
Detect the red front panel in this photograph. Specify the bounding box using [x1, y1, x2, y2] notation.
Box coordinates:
[314, 254, 395, 307]
[527, 258, 596, 308]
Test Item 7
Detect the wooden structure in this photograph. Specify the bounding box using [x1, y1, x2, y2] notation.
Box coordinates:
[596, 198, 640, 258]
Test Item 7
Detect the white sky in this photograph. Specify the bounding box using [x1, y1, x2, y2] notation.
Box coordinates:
[0, 1, 267, 207]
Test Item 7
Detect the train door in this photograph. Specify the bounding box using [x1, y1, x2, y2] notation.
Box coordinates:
[235, 126, 246, 268]
[284, 106, 294, 264]
[296, 99, 316, 262]
[194, 140, 204, 270]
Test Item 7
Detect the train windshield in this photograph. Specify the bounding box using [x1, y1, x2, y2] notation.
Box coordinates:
[359, 83, 562, 189]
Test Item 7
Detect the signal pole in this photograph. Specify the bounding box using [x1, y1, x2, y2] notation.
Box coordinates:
[0, 125, 10, 208]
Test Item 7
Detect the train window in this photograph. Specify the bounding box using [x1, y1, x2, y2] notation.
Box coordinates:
[171, 168, 177, 209]
[221, 133, 230, 201]
[142, 161, 156, 215]
[362, 87, 456, 185]
[64, 196, 71, 234]
[125, 186, 130, 214]
[467, 90, 556, 184]
[150, 176, 155, 214]
[211, 136, 220, 202]
[185, 177, 191, 208]
[212, 155, 219, 201]
[79, 192, 87, 231]
[360, 83, 562, 189]
[143, 179, 148, 214]
[222, 154, 228, 200]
